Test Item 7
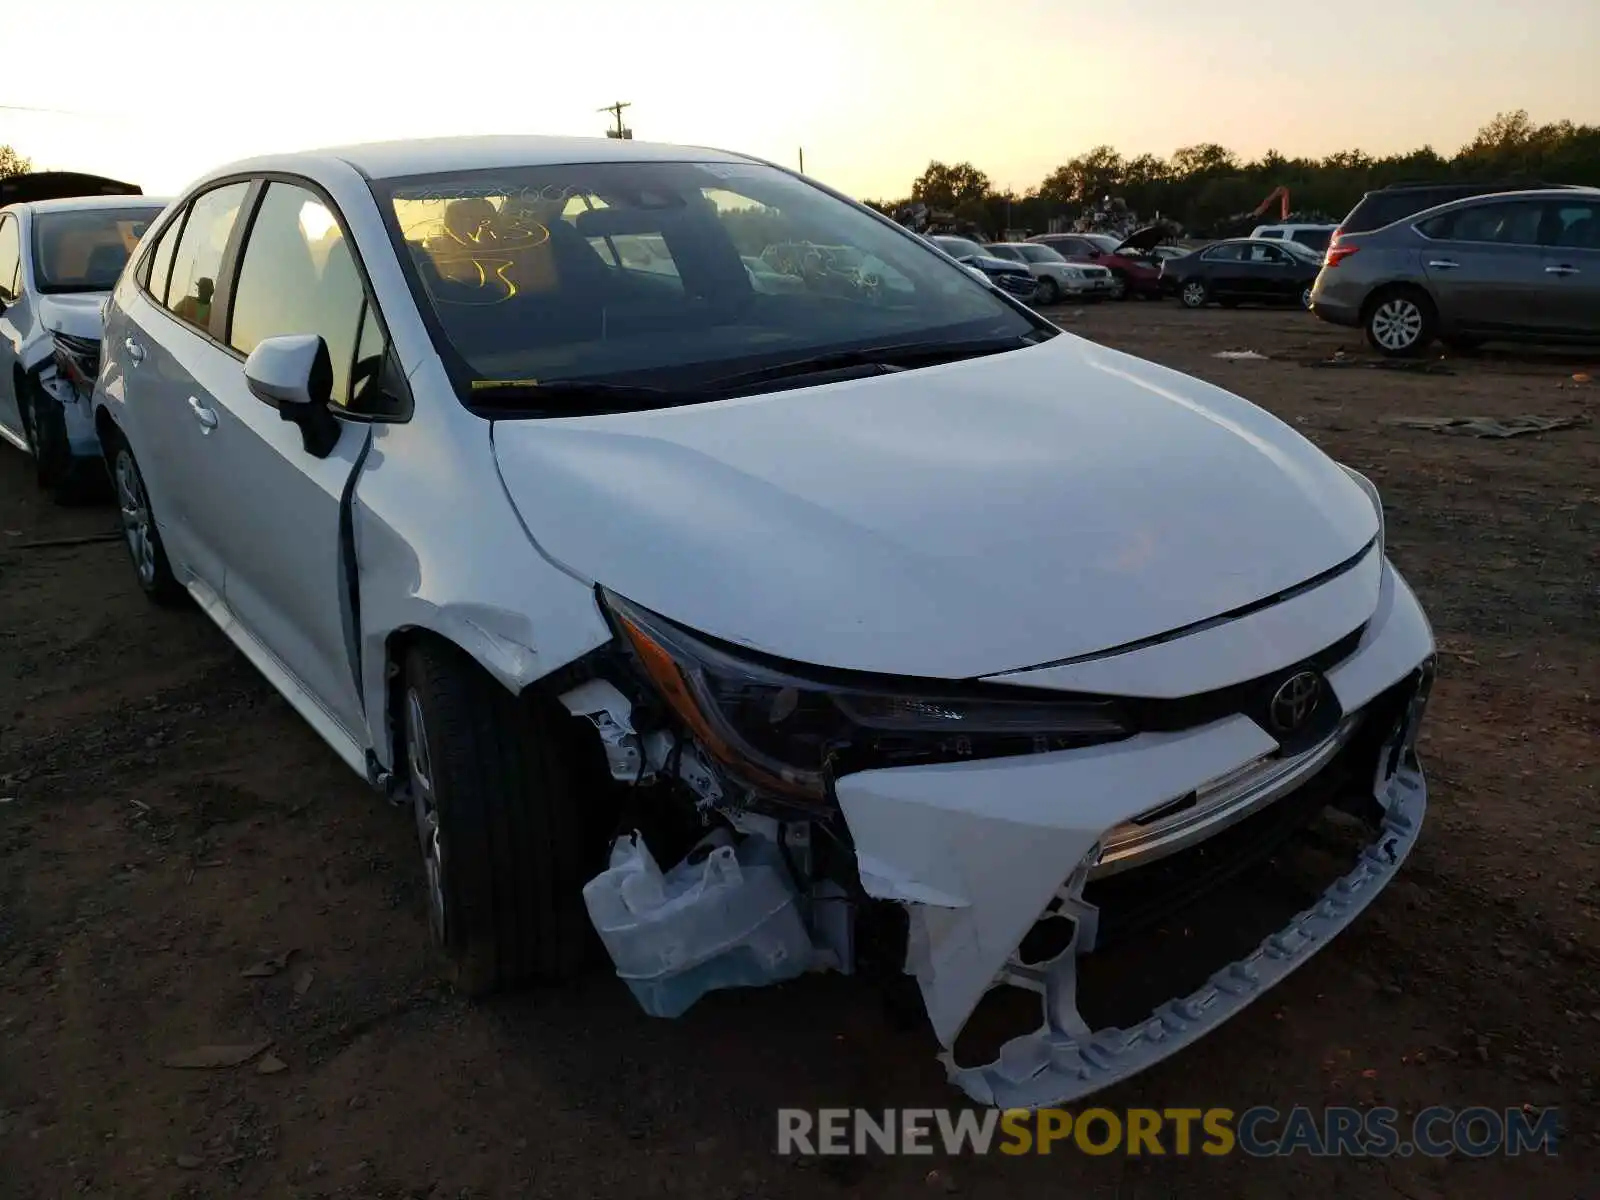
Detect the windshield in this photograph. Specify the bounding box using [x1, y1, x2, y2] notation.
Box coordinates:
[1080, 234, 1121, 254]
[373, 162, 1036, 405]
[32, 206, 163, 293]
[1017, 244, 1065, 264]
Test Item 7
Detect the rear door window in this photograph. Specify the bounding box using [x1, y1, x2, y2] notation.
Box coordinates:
[164, 182, 249, 335]
[0, 214, 19, 300]
[139, 212, 185, 303]
[1421, 200, 1543, 245]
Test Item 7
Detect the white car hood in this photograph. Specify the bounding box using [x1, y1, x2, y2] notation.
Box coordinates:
[492, 333, 1377, 678]
[36, 293, 109, 340]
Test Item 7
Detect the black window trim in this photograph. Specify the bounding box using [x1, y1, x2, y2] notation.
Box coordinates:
[137, 171, 411, 423]
[1200, 242, 1239, 262]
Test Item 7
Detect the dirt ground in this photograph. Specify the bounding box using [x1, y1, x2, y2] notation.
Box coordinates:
[2, 303, 1596, 1199]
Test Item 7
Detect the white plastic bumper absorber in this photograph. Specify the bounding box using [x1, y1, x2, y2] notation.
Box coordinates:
[835, 561, 1435, 1108]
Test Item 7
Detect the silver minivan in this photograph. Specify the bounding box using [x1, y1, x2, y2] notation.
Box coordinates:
[1309, 188, 1600, 355]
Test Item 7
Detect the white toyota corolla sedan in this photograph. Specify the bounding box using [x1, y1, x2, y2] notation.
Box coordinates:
[93, 135, 1434, 1108]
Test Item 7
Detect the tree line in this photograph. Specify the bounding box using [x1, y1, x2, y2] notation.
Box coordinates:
[862, 111, 1600, 236]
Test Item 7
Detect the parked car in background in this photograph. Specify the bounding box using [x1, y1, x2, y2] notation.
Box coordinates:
[1250, 223, 1338, 254]
[984, 242, 1114, 303]
[93, 134, 1434, 1111]
[1323, 179, 1590, 270]
[1310, 188, 1600, 355]
[1161, 237, 1324, 309]
[928, 235, 1039, 300]
[0, 174, 168, 501]
[1025, 231, 1163, 300]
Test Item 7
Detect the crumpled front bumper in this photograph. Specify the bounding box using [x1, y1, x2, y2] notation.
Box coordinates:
[835, 558, 1434, 1108]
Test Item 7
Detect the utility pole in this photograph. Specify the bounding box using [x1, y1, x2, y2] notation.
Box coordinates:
[798, 147, 805, 174]
[598, 101, 633, 140]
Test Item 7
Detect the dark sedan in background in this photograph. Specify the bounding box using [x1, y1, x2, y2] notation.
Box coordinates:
[928, 235, 1040, 301]
[1161, 238, 1324, 309]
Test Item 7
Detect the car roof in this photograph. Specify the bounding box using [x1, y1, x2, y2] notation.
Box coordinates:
[1418, 187, 1600, 210]
[1367, 180, 1593, 197]
[4, 194, 170, 216]
[196, 135, 763, 184]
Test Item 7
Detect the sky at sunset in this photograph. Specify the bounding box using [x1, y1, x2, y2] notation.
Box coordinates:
[6, 0, 1597, 201]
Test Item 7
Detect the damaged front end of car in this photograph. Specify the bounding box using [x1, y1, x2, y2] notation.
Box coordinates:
[557, 570, 1435, 1109]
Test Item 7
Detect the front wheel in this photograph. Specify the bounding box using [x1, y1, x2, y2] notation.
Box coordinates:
[1365, 290, 1435, 357]
[1180, 280, 1209, 308]
[1108, 272, 1129, 301]
[1300, 286, 1314, 310]
[1036, 277, 1060, 305]
[402, 640, 603, 996]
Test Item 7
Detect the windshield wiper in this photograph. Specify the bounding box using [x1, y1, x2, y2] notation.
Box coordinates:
[700, 332, 1052, 393]
[466, 379, 701, 415]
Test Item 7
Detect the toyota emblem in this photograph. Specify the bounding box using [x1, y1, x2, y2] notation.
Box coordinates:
[1268, 670, 1323, 734]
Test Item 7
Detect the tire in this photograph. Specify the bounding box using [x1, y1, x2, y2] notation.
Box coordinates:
[1108, 271, 1129, 301]
[1364, 288, 1436, 357]
[26, 384, 102, 505]
[1180, 279, 1209, 309]
[102, 426, 186, 607]
[1300, 286, 1314, 310]
[26, 385, 69, 493]
[1036, 277, 1060, 305]
[402, 639, 601, 996]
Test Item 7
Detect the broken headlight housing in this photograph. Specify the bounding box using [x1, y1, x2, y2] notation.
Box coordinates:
[603, 591, 1131, 805]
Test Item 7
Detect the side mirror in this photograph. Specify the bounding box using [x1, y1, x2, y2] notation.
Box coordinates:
[243, 334, 341, 458]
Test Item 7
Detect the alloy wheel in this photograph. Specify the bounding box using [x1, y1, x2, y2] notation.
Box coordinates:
[407, 688, 447, 946]
[1301, 286, 1313, 310]
[1370, 298, 1424, 351]
[1182, 281, 1207, 308]
[113, 449, 156, 587]
[1109, 274, 1128, 301]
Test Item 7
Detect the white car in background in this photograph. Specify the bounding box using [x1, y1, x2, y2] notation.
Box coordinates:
[1250, 223, 1339, 254]
[0, 173, 168, 500]
[984, 241, 1115, 303]
[93, 135, 1435, 1109]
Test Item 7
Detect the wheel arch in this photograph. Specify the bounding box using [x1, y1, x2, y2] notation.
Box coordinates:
[364, 602, 615, 783]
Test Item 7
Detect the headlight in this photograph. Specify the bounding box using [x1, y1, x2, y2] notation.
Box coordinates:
[1338, 463, 1385, 557]
[604, 592, 1130, 804]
